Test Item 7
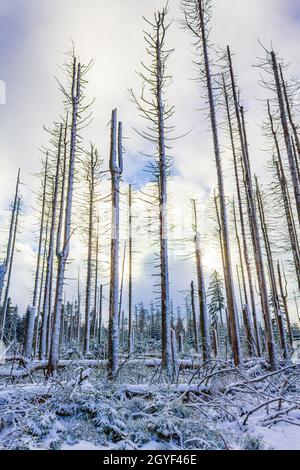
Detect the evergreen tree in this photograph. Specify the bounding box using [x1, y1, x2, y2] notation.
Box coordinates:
[207, 271, 225, 325]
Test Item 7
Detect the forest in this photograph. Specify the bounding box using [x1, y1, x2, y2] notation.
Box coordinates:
[0, 0, 300, 452]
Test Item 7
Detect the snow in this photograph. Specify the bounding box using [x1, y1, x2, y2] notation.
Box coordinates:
[255, 422, 300, 450]
[1, 359, 300, 451]
[61, 441, 108, 450]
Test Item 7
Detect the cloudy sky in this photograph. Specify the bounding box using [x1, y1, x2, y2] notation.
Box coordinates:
[0, 0, 300, 322]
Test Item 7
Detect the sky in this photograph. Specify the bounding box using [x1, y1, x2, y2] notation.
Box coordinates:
[0, 0, 300, 323]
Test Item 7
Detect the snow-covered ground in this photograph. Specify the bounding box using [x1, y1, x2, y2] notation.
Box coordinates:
[0, 358, 300, 451]
[255, 422, 300, 450]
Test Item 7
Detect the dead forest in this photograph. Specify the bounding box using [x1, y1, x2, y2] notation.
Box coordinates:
[1, 0, 300, 451]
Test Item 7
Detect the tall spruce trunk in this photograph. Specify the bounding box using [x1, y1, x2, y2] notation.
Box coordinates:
[107, 109, 123, 379]
[271, 51, 300, 227]
[98, 284, 103, 343]
[0, 169, 20, 306]
[47, 59, 81, 375]
[93, 226, 99, 342]
[277, 261, 293, 347]
[192, 200, 211, 360]
[256, 178, 289, 360]
[77, 267, 81, 343]
[193, 3, 242, 366]
[24, 157, 48, 358]
[84, 147, 96, 355]
[223, 70, 261, 355]
[118, 241, 126, 328]
[0, 197, 21, 341]
[239, 106, 277, 369]
[268, 101, 300, 290]
[39, 125, 63, 360]
[227, 47, 277, 369]
[128, 184, 134, 353]
[190, 281, 200, 353]
[154, 18, 172, 377]
[34, 214, 50, 356]
[233, 201, 256, 356]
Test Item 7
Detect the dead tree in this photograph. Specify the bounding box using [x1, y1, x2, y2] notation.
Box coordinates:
[183, 0, 242, 366]
[279, 65, 300, 160]
[256, 178, 289, 360]
[77, 267, 81, 343]
[34, 212, 50, 356]
[225, 46, 277, 369]
[232, 200, 256, 357]
[190, 280, 200, 353]
[270, 51, 300, 227]
[98, 284, 103, 343]
[0, 196, 21, 341]
[48, 54, 90, 375]
[24, 155, 49, 358]
[118, 241, 126, 328]
[130, 7, 173, 377]
[277, 261, 293, 347]
[192, 199, 211, 360]
[107, 109, 123, 379]
[0, 169, 20, 305]
[267, 101, 300, 290]
[239, 106, 277, 369]
[93, 219, 99, 342]
[40, 124, 63, 360]
[83, 145, 101, 355]
[128, 184, 134, 353]
[223, 71, 261, 355]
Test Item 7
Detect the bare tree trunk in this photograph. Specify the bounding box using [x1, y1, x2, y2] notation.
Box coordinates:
[118, 241, 126, 327]
[34, 213, 50, 357]
[107, 109, 123, 379]
[77, 267, 81, 344]
[98, 284, 103, 343]
[128, 185, 134, 354]
[0, 169, 20, 306]
[93, 223, 99, 342]
[279, 65, 300, 161]
[192, 199, 211, 360]
[84, 146, 97, 355]
[46, 252, 54, 357]
[47, 58, 81, 375]
[227, 45, 277, 367]
[256, 178, 289, 360]
[0, 197, 21, 341]
[131, 8, 173, 375]
[154, 14, 172, 377]
[171, 328, 178, 380]
[24, 158, 48, 358]
[233, 202, 256, 356]
[270, 51, 300, 227]
[294, 291, 300, 326]
[39, 126, 63, 360]
[238, 106, 277, 369]
[211, 323, 219, 357]
[268, 101, 300, 290]
[184, 2, 242, 366]
[190, 280, 200, 353]
[277, 261, 293, 347]
[223, 71, 261, 355]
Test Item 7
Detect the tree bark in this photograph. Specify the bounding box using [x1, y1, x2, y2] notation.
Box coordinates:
[47, 58, 81, 375]
[271, 51, 300, 227]
[192, 199, 211, 360]
[107, 109, 123, 379]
